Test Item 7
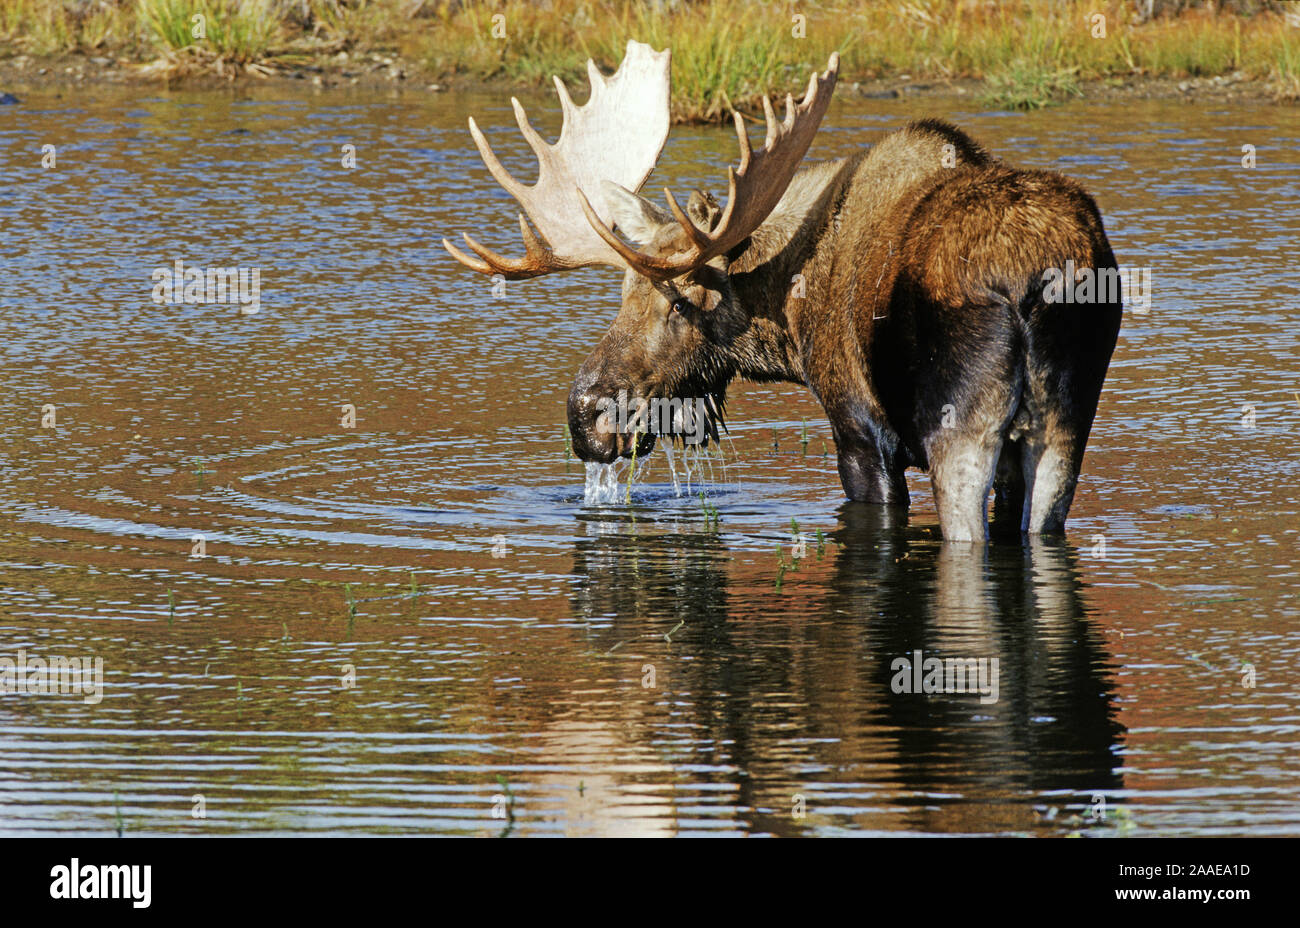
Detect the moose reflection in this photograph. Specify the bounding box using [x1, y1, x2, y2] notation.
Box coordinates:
[565, 511, 1123, 835]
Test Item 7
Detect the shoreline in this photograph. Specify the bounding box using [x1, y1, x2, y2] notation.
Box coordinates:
[0, 51, 1287, 108]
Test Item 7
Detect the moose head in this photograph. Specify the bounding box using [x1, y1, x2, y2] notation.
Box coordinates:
[443, 41, 839, 464]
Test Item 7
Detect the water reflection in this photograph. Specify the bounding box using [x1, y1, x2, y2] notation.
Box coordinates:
[567, 509, 1123, 835]
[1, 86, 1296, 835]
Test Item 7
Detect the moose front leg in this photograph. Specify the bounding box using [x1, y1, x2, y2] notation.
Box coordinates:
[832, 425, 909, 507]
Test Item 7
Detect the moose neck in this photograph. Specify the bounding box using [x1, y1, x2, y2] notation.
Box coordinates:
[725, 125, 987, 395]
[725, 153, 866, 387]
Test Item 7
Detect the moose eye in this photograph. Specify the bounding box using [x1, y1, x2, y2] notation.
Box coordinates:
[670, 298, 690, 317]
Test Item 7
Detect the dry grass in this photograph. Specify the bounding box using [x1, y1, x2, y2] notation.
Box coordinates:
[1, 0, 1297, 113]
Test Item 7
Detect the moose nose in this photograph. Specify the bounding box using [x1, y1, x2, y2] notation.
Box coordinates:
[567, 386, 618, 463]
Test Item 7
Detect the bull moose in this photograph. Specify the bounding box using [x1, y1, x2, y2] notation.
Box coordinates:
[443, 41, 1122, 542]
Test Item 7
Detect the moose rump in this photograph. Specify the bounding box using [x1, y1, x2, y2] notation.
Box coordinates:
[864, 164, 1123, 541]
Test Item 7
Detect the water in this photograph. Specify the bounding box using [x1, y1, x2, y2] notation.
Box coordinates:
[0, 85, 1297, 836]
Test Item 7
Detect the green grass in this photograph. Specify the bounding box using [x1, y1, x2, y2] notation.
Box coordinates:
[136, 0, 277, 63]
[1272, 31, 1300, 100]
[203, 0, 277, 61]
[137, 0, 198, 52]
[981, 59, 1082, 110]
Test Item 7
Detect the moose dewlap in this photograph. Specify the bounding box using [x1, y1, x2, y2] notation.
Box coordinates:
[442, 40, 1122, 542]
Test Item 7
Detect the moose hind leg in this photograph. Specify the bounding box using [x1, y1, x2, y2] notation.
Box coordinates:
[925, 361, 1023, 543]
[1020, 431, 1080, 534]
[929, 433, 1002, 543]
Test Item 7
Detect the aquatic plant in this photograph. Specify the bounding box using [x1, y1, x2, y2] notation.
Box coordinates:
[698, 489, 719, 528]
[494, 773, 516, 825]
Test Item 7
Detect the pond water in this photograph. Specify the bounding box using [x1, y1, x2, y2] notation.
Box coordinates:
[0, 82, 1297, 836]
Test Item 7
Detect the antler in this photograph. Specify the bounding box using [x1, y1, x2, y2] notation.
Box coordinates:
[442, 40, 671, 279]
[580, 53, 840, 282]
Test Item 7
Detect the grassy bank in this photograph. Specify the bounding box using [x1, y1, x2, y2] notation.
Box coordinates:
[1, 0, 1298, 116]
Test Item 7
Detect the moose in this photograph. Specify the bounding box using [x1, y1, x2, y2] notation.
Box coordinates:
[443, 41, 1122, 542]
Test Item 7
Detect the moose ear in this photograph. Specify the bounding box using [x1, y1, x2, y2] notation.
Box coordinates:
[687, 189, 722, 232]
[600, 181, 672, 246]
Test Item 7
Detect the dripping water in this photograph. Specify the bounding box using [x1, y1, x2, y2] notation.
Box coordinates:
[583, 458, 648, 505]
